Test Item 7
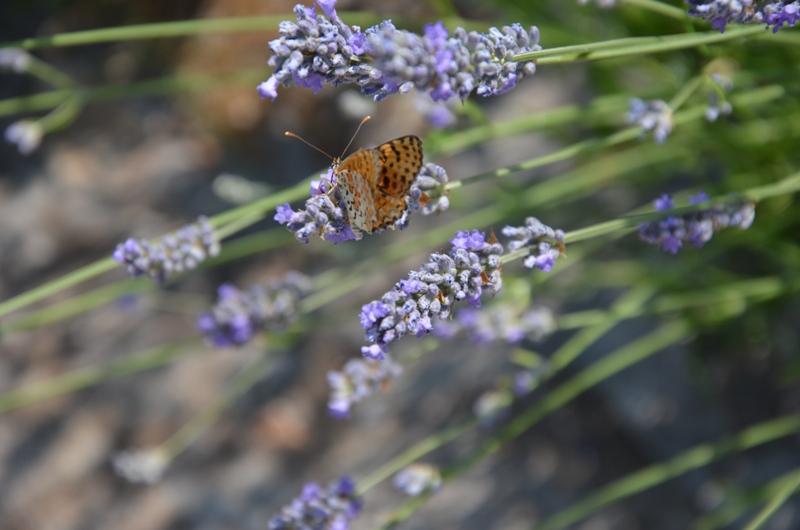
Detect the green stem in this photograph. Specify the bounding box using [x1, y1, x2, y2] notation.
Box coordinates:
[25, 55, 77, 88]
[37, 96, 82, 132]
[692, 469, 800, 530]
[523, 26, 766, 64]
[0, 340, 199, 414]
[535, 416, 800, 530]
[448, 84, 782, 193]
[357, 419, 472, 495]
[379, 321, 691, 528]
[621, 0, 688, 20]
[549, 286, 656, 372]
[0, 68, 264, 119]
[0, 257, 117, 321]
[0, 228, 289, 335]
[559, 276, 798, 330]
[741, 468, 800, 530]
[0, 15, 357, 50]
[0, 13, 475, 50]
[161, 352, 273, 458]
[668, 75, 704, 111]
[0, 279, 149, 333]
[428, 93, 632, 157]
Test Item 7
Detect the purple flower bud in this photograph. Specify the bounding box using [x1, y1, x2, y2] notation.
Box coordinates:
[198, 272, 311, 348]
[113, 216, 219, 283]
[639, 193, 756, 253]
[327, 356, 401, 417]
[268, 476, 362, 530]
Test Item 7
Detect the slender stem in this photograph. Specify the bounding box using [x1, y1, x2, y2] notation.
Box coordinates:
[25, 55, 77, 88]
[160, 352, 273, 458]
[0, 258, 117, 321]
[741, 468, 800, 530]
[550, 286, 656, 372]
[0, 68, 265, 119]
[622, 0, 688, 20]
[0, 15, 359, 50]
[0, 340, 199, 414]
[0, 13, 474, 50]
[668, 75, 703, 111]
[535, 416, 800, 530]
[0, 279, 149, 333]
[357, 419, 472, 495]
[378, 321, 691, 528]
[523, 26, 766, 64]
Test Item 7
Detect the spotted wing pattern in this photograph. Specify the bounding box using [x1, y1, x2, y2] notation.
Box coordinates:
[335, 136, 424, 239]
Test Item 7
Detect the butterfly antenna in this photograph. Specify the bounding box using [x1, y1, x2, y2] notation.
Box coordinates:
[339, 115, 371, 159]
[284, 131, 336, 161]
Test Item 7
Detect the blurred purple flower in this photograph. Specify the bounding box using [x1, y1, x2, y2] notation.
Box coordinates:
[268, 477, 362, 530]
[198, 272, 311, 348]
[639, 192, 756, 254]
[113, 216, 219, 283]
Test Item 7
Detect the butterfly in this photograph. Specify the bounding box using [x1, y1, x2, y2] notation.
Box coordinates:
[333, 135, 423, 239]
[286, 117, 424, 240]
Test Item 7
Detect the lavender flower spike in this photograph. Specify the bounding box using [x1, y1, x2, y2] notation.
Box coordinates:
[359, 229, 503, 358]
[628, 98, 674, 143]
[261, 0, 542, 103]
[113, 216, 219, 283]
[685, 1, 800, 33]
[198, 272, 311, 348]
[502, 217, 566, 272]
[268, 477, 362, 530]
[638, 192, 756, 254]
[327, 356, 402, 418]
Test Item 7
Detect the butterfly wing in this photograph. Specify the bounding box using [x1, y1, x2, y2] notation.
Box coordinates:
[336, 149, 380, 238]
[376, 136, 423, 198]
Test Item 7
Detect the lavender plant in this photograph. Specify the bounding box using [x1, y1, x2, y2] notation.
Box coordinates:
[1, 1, 800, 529]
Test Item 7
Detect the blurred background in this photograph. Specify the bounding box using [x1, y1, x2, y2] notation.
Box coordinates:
[1, 0, 800, 529]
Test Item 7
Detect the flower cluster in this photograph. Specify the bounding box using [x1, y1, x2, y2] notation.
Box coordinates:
[197, 272, 311, 348]
[434, 304, 556, 345]
[408, 162, 450, 217]
[0, 48, 31, 73]
[502, 217, 566, 271]
[685, 1, 800, 33]
[269, 477, 362, 530]
[393, 463, 442, 496]
[113, 216, 219, 283]
[111, 448, 169, 484]
[4, 120, 44, 155]
[259, 0, 541, 103]
[359, 229, 503, 359]
[638, 192, 756, 254]
[275, 163, 450, 243]
[628, 98, 674, 143]
[327, 356, 402, 418]
[706, 72, 734, 121]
